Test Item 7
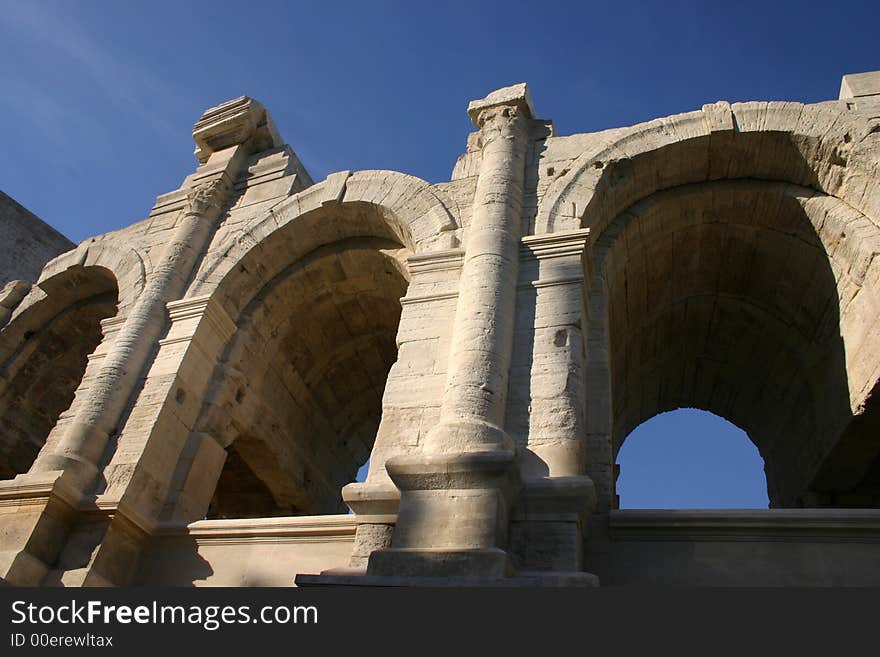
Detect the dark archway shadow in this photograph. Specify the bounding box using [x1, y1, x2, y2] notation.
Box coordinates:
[154, 234, 410, 523]
[586, 180, 875, 508]
[201, 238, 407, 518]
[0, 266, 118, 479]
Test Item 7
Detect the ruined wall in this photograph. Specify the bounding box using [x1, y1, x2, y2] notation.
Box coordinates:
[0, 75, 879, 588]
[0, 191, 73, 285]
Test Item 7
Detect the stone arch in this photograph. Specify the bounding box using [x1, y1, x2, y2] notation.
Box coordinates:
[190, 169, 458, 301]
[584, 178, 880, 509]
[34, 240, 145, 315]
[200, 237, 408, 517]
[537, 101, 880, 237]
[0, 264, 120, 479]
[153, 176, 453, 521]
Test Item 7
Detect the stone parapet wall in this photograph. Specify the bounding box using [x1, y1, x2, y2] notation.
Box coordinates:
[0, 191, 73, 286]
[138, 515, 356, 586]
[587, 509, 880, 586]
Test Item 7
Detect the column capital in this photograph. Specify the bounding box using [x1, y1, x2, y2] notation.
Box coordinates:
[467, 82, 536, 128]
[182, 178, 231, 218]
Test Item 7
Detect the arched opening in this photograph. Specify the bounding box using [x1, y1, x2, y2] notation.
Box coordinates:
[616, 408, 769, 509]
[588, 180, 860, 508]
[0, 266, 118, 479]
[200, 237, 408, 518]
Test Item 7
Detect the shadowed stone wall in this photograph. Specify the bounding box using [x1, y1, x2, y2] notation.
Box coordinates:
[0, 191, 73, 286]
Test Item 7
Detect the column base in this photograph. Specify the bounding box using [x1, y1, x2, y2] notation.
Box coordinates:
[340, 481, 399, 569]
[509, 475, 598, 573]
[374, 449, 521, 578]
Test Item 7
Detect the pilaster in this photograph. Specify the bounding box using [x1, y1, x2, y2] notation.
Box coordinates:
[339, 248, 463, 570]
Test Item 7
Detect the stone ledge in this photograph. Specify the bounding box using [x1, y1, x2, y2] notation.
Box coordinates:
[609, 509, 880, 541]
[154, 513, 358, 540]
[520, 228, 590, 260]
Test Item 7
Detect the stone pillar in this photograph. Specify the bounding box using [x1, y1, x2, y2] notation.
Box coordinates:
[338, 247, 464, 572]
[366, 84, 534, 579]
[0, 98, 280, 585]
[30, 97, 276, 495]
[116, 294, 237, 523]
[30, 172, 236, 491]
[426, 86, 533, 451]
[507, 230, 599, 580]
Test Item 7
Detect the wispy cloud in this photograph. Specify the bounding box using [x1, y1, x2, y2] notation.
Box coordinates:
[0, 76, 85, 170]
[0, 1, 179, 143]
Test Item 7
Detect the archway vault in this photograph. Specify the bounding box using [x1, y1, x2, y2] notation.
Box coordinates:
[127, 184, 452, 525]
[199, 237, 409, 517]
[585, 178, 880, 508]
[0, 265, 120, 479]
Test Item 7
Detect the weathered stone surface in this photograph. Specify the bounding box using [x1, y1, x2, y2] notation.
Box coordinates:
[0, 192, 73, 286]
[0, 72, 879, 587]
[840, 70, 880, 112]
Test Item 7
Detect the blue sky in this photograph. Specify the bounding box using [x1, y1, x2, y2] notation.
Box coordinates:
[1, 0, 876, 508]
[616, 409, 768, 508]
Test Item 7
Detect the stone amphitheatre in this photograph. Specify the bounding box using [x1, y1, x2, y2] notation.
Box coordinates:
[1, 72, 879, 587]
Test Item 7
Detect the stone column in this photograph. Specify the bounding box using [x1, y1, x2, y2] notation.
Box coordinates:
[425, 86, 533, 453]
[366, 84, 534, 579]
[30, 173, 235, 491]
[30, 97, 275, 495]
[0, 97, 282, 585]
